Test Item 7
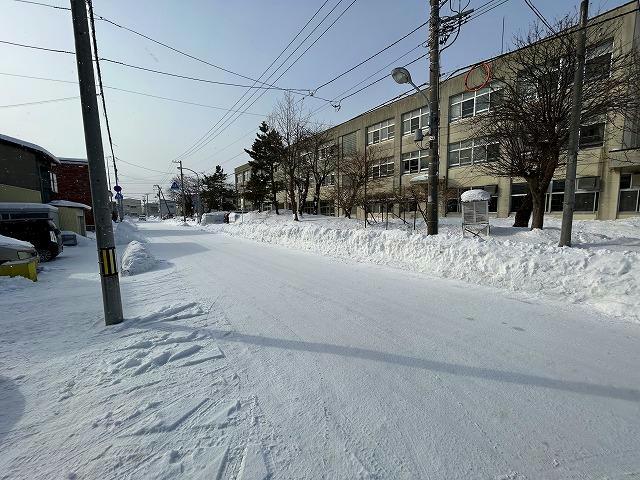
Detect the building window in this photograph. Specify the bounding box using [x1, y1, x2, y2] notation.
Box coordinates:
[366, 119, 395, 145]
[619, 174, 640, 212]
[585, 39, 613, 82]
[49, 172, 58, 193]
[401, 107, 429, 135]
[370, 158, 395, 179]
[449, 86, 501, 122]
[322, 173, 336, 187]
[509, 178, 599, 213]
[341, 131, 357, 157]
[579, 122, 605, 148]
[401, 150, 429, 174]
[448, 138, 498, 167]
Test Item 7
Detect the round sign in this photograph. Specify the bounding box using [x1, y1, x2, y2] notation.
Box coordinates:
[113, 185, 122, 192]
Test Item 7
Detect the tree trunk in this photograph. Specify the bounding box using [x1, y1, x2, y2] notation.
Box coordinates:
[313, 183, 321, 215]
[513, 193, 532, 227]
[530, 190, 545, 229]
[289, 175, 298, 221]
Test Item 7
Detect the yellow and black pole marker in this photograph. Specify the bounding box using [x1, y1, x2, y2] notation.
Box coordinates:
[99, 247, 118, 276]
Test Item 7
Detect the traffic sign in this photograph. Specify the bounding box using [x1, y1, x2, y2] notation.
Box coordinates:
[113, 185, 122, 192]
[170, 181, 180, 191]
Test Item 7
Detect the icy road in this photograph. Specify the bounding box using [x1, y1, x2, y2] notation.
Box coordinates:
[1, 220, 639, 479]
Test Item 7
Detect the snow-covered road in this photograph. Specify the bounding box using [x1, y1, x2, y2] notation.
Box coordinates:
[1, 220, 639, 479]
[140, 222, 640, 479]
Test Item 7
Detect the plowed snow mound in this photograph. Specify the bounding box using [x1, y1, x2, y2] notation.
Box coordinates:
[121, 241, 156, 276]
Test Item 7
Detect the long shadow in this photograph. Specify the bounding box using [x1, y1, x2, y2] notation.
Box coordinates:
[0, 376, 25, 444]
[139, 228, 211, 238]
[137, 319, 640, 403]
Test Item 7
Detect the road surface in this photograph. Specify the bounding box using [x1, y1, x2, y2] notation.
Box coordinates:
[138, 221, 640, 479]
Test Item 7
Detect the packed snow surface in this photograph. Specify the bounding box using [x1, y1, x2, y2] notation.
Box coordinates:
[120, 241, 156, 276]
[461, 188, 492, 202]
[0, 233, 33, 249]
[203, 211, 640, 323]
[0, 219, 638, 479]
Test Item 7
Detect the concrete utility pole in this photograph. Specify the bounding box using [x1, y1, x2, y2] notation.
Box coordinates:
[559, 0, 589, 247]
[70, 0, 123, 325]
[181, 166, 202, 223]
[427, 0, 441, 235]
[174, 160, 187, 222]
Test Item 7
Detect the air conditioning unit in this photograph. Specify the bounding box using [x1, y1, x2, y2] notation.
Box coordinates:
[576, 176, 599, 191]
[631, 174, 640, 188]
[484, 184, 498, 195]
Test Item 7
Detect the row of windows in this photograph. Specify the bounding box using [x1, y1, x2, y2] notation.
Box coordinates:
[366, 119, 395, 145]
[449, 86, 501, 122]
[510, 178, 601, 213]
[448, 139, 499, 167]
[369, 158, 395, 179]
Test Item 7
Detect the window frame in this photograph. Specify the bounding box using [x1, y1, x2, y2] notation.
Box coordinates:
[449, 86, 500, 123]
[448, 138, 498, 167]
[618, 174, 640, 212]
[366, 119, 395, 145]
[401, 150, 429, 174]
[401, 106, 429, 136]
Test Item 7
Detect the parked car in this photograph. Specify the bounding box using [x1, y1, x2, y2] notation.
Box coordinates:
[0, 219, 62, 262]
[0, 236, 39, 281]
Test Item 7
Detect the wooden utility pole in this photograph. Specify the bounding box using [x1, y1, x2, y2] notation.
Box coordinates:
[70, 0, 123, 325]
[427, 0, 441, 235]
[559, 0, 589, 247]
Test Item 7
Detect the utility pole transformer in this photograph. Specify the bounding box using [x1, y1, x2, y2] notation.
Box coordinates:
[427, 0, 441, 235]
[70, 0, 123, 325]
[559, 0, 589, 247]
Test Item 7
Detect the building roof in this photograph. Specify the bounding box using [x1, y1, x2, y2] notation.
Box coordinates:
[58, 157, 88, 165]
[0, 202, 59, 212]
[49, 200, 92, 210]
[0, 133, 60, 165]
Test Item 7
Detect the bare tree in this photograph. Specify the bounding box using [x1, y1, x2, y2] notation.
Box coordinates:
[473, 15, 640, 229]
[166, 175, 199, 217]
[303, 126, 337, 215]
[330, 146, 380, 219]
[269, 92, 310, 221]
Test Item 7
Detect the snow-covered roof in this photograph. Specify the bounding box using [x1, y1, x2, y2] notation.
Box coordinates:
[0, 133, 60, 164]
[49, 200, 92, 210]
[58, 157, 88, 165]
[0, 202, 58, 212]
[0, 233, 34, 249]
[461, 189, 492, 202]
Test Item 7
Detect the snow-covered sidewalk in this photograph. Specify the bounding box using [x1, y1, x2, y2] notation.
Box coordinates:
[200, 212, 640, 323]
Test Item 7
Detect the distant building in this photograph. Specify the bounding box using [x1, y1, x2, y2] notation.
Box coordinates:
[122, 198, 142, 217]
[0, 133, 60, 204]
[51, 157, 95, 229]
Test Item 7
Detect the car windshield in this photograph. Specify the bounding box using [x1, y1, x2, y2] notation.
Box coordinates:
[1, 1, 640, 478]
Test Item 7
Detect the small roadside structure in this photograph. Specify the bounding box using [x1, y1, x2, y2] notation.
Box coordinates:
[460, 189, 491, 238]
[201, 212, 226, 225]
[48, 200, 91, 236]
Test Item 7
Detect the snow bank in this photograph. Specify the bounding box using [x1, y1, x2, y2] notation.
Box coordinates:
[120, 241, 156, 276]
[461, 189, 491, 202]
[0, 233, 33, 249]
[114, 219, 145, 245]
[205, 212, 640, 323]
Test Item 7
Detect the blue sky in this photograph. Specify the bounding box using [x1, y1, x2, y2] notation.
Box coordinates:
[0, 0, 630, 197]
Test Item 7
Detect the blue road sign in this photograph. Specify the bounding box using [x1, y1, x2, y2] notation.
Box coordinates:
[113, 185, 122, 192]
[170, 181, 180, 191]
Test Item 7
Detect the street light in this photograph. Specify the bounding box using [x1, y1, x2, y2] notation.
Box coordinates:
[392, 67, 430, 106]
[180, 166, 203, 224]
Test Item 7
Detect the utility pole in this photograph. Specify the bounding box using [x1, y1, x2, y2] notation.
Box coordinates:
[70, 0, 123, 325]
[174, 160, 187, 222]
[559, 0, 588, 247]
[427, 0, 441, 235]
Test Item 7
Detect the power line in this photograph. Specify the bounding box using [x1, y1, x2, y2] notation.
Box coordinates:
[88, 0, 119, 190]
[168, 0, 342, 166]
[12, 0, 69, 10]
[313, 21, 428, 92]
[184, 0, 359, 168]
[0, 38, 74, 54]
[0, 95, 80, 108]
[0, 72, 268, 115]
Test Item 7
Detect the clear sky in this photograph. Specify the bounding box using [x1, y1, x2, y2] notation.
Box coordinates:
[0, 0, 630, 199]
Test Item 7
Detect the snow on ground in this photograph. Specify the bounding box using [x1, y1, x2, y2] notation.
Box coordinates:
[121, 241, 157, 276]
[200, 211, 640, 323]
[1, 218, 639, 479]
[114, 219, 146, 245]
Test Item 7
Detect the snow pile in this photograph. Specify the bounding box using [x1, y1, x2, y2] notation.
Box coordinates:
[0, 233, 33, 249]
[114, 219, 145, 245]
[205, 212, 640, 322]
[461, 189, 491, 202]
[120, 241, 156, 276]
